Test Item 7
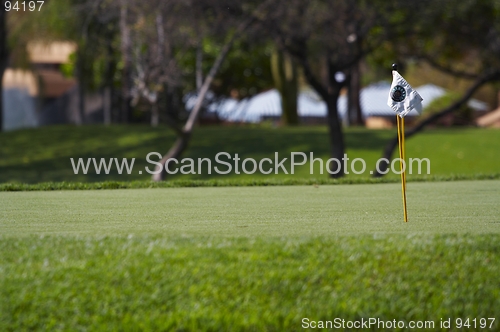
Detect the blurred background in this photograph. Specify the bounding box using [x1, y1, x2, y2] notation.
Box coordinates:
[1, 0, 499, 183]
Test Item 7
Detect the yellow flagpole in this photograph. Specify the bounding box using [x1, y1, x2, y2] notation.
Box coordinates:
[401, 116, 408, 222]
[396, 115, 408, 222]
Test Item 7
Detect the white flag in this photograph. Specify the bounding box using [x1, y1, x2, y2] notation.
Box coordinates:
[387, 71, 423, 118]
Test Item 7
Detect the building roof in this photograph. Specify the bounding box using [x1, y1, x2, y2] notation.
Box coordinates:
[27, 41, 76, 64]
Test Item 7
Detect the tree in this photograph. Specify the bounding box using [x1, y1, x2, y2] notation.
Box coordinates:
[197, 38, 275, 109]
[150, 0, 274, 181]
[0, 1, 7, 131]
[373, 0, 500, 176]
[127, 5, 180, 127]
[257, 0, 413, 177]
[346, 61, 363, 126]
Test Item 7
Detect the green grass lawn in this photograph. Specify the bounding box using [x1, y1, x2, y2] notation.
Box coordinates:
[1, 125, 499, 330]
[1, 180, 499, 330]
[0, 125, 499, 183]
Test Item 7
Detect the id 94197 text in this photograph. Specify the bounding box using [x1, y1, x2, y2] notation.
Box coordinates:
[5, 1, 44, 11]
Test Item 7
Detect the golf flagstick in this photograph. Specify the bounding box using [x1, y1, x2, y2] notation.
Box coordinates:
[396, 115, 408, 222]
[388, 63, 422, 223]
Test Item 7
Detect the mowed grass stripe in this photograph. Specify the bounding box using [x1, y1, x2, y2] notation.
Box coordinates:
[1, 180, 499, 237]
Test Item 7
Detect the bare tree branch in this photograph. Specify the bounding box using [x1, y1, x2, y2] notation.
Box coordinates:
[417, 54, 480, 80]
[183, 18, 255, 133]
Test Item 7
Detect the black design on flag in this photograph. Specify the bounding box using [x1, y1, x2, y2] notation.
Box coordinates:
[391, 85, 406, 102]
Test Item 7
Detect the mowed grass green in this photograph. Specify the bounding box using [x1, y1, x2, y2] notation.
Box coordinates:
[1, 180, 500, 330]
[1, 181, 499, 236]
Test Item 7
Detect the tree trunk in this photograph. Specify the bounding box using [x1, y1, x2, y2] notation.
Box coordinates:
[120, 0, 132, 123]
[287, 51, 347, 178]
[103, 32, 115, 125]
[165, 84, 180, 122]
[373, 69, 500, 177]
[326, 91, 345, 178]
[151, 131, 190, 181]
[103, 87, 111, 125]
[347, 62, 363, 126]
[196, 41, 203, 92]
[151, 102, 159, 127]
[271, 49, 298, 125]
[75, 49, 85, 125]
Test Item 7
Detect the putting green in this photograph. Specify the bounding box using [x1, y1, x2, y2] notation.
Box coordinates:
[2, 180, 499, 237]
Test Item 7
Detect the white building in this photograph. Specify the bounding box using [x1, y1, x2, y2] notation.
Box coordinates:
[214, 82, 488, 128]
